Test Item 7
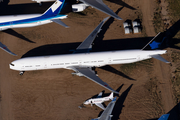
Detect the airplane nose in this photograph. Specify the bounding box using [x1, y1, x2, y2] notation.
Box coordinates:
[83, 101, 88, 105]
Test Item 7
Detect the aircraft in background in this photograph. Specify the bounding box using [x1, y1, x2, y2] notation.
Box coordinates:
[84, 92, 114, 110]
[9, 17, 170, 94]
[32, 0, 122, 20]
[0, 42, 16, 56]
[0, 0, 68, 31]
[158, 114, 170, 120]
[0, 0, 68, 55]
[92, 97, 117, 120]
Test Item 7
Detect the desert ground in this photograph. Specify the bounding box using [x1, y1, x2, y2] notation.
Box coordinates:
[0, 0, 179, 120]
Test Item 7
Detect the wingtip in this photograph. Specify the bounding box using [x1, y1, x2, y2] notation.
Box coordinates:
[114, 91, 119, 95]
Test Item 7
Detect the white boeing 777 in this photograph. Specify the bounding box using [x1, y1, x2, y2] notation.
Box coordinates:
[84, 92, 114, 110]
[9, 17, 169, 94]
[0, 0, 68, 55]
[32, 0, 122, 20]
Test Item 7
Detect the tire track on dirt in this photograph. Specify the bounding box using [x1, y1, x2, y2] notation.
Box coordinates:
[141, 0, 175, 114]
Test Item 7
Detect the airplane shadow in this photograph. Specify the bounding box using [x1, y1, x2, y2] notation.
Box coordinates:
[147, 102, 180, 120]
[111, 84, 133, 120]
[3, 29, 35, 43]
[99, 65, 135, 81]
[107, 0, 136, 10]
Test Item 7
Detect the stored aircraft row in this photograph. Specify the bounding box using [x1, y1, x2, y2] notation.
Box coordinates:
[9, 17, 170, 94]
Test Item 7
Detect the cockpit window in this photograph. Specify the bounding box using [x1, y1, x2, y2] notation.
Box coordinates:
[10, 63, 14, 66]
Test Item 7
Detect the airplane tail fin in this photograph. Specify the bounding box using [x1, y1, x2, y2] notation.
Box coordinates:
[108, 92, 114, 100]
[43, 0, 65, 16]
[141, 32, 162, 50]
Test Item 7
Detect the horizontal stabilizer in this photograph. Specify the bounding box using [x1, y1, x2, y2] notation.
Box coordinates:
[151, 55, 170, 63]
[51, 19, 69, 28]
[0, 42, 17, 56]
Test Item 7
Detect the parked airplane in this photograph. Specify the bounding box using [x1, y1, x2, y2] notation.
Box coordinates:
[0, 0, 68, 31]
[9, 17, 170, 94]
[92, 97, 117, 120]
[84, 92, 114, 110]
[32, 0, 122, 20]
[158, 114, 170, 120]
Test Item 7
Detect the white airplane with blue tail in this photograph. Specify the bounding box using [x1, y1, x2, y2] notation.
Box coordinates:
[0, 0, 68, 56]
[0, 0, 68, 31]
[9, 17, 170, 94]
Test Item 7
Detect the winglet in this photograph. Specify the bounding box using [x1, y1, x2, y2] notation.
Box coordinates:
[43, 0, 65, 16]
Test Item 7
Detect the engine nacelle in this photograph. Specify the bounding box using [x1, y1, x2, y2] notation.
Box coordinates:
[72, 3, 89, 12]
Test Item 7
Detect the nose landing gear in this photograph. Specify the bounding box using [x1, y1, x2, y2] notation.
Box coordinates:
[19, 71, 24, 75]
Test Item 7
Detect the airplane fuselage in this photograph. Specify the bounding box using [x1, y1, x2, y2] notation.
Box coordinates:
[0, 14, 67, 30]
[10, 50, 167, 71]
[85, 97, 112, 104]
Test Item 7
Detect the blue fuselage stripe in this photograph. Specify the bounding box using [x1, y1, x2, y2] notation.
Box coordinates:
[0, 14, 65, 27]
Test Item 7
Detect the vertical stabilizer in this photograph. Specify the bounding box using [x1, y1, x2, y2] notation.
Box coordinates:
[43, 0, 65, 16]
[107, 92, 114, 100]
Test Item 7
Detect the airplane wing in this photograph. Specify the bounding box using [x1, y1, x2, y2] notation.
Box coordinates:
[74, 17, 109, 53]
[92, 97, 117, 120]
[95, 103, 105, 110]
[51, 19, 69, 28]
[69, 66, 119, 94]
[79, 0, 122, 20]
[0, 42, 17, 56]
[97, 92, 103, 98]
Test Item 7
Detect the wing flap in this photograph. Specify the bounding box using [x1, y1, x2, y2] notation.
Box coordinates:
[0, 42, 17, 56]
[70, 66, 118, 94]
[80, 0, 122, 20]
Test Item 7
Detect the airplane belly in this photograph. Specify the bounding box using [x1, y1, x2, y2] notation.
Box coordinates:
[11, 20, 52, 29]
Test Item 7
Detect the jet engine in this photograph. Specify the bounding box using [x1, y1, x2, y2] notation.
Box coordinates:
[72, 3, 89, 12]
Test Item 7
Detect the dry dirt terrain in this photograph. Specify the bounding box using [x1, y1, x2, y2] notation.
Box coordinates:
[0, 0, 178, 120]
